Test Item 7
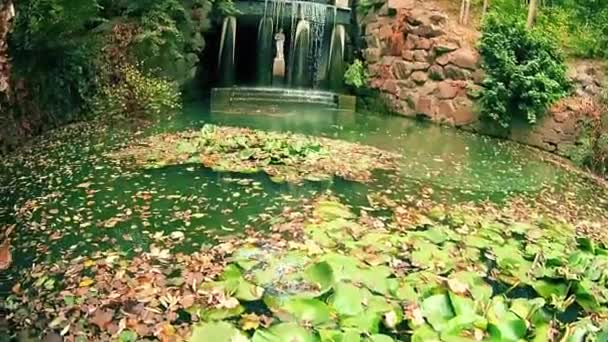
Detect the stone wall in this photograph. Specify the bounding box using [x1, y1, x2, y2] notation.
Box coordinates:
[359, 0, 604, 156]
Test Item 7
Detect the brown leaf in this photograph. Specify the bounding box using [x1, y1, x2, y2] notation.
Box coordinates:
[89, 309, 114, 330]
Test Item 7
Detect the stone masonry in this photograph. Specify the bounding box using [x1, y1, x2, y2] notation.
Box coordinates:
[359, 0, 605, 156]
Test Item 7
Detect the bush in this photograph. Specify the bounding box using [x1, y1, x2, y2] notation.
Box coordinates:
[344, 59, 369, 89]
[91, 64, 181, 119]
[478, 14, 571, 128]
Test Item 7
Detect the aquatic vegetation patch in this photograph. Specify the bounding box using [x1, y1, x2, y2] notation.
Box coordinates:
[4, 198, 608, 341]
[110, 125, 399, 183]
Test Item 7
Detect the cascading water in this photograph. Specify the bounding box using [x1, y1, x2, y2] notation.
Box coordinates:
[291, 19, 312, 88]
[288, 1, 327, 88]
[256, 17, 274, 85]
[327, 24, 346, 92]
[218, 16, 236, 86]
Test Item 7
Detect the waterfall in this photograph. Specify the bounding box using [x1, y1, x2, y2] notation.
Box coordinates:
[218, 16, 236, 86]
[327, 24, 346, 92]
[256, 17, 274, 85]
[291, 19, 311, 88]
[288, 1, 327, 88]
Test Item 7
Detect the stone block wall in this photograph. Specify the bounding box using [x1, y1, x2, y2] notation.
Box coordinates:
[359, 0, 605, 156]
[361, 0, 481, 126]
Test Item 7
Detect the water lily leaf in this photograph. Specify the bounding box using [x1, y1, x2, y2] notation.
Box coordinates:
[304, 261, 335, 294]
[198, 305, 245, 321]
[411, 324, 441, 342]
[330, 282, 365, 316]
[509, 298, 545, 321]
[486, 297, 527, 342]
[561, 318, 598, 342]
[352, 266, 392, 295]
[574, 279, 608, 311]
[531, 279, 570, 309]
[451, 271, 492, 305]
[235, 280, 265, 301]
[366, 334, 394, 342]
[280, 298, 332, 325]
[340, 311, 382, 333]
[118, 330, 138, 342]
[189, 322, 249, 342]
[252, 323, 318, 342]
[314, 201, 355, 221]
[321, 253, 364, 282]
[421, 293, 455, 332]
[318, 329, 361, 342]
[393, 282, 418, 302]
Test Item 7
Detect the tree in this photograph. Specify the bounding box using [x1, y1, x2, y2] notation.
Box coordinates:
[459, 0, 471, 25]
[482, 0, 489, 17]
[527, 0, 537, 28]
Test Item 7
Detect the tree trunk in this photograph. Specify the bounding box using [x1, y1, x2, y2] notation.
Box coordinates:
[482, 0, 489, 18]
[0, 0, 15, 154]
[459, 0, 471, 25]
[527, 0, 537, 28]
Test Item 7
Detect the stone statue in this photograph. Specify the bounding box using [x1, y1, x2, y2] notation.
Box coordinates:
[274, 28, 285, 61]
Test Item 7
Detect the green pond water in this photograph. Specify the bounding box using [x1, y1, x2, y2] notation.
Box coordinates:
[1, 101, 607, 294]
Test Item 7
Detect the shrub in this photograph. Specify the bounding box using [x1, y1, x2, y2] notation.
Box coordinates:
[91, 64, 181, 120]
[478, 14, 570, 128]
[344, 59, 369, 89]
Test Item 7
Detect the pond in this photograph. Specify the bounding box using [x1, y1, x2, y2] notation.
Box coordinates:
[1, 101, 607, 339]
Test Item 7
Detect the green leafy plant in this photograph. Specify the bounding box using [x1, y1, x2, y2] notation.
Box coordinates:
[344, 59, 369, 89]
[478, 14, 570, 128]
[91, 64, 181, 119]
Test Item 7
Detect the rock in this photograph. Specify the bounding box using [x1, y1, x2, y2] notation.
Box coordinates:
[413, 50, 428, 62]
[471, 69, 485, 84]
[382, 79, 399, 94]
[428, 65, 444, 80]
[415, 38, 432, 50]
[437, 100, 456, 118]
[388, 0, 415, 9]
[411, 62, 430, 71]
[411, 71, 428, 84]
[404, 34, 419, 50]
[416, 96, 433, 115]
[437, 81, 461, 99]
[444, 64, 469, 80]
[449, 49, 479, 70]
[429, 12, 448, 25]
[363, 48, 382, 63]
[402, 50, 414, 61]
[388, 33, 406, 56]
[452, 97, 475, 125]
[432, 38, 459, 55]
[398, 79, 417, 89]
[419, 81, 438, 95]
[378, 25, 394, 41]
[365, 35, 381, 49]
[365, 22, 382, 36]
[409, 24, 444, 38]
[392, 60, 413, 79]
[435, 53, 450, 66]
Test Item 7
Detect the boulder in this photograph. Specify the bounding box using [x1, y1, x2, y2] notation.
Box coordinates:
[404, 34, 419, 50]
[363, 48, 382, 63]
[411, 71, 428, 84]
[444, 64, 469, 80]
[409, 24, 444, 38]
[392, 60, 413, 79]
[437, 100, 456, 118]
[416, 96, 433, 115]
[435, 53, 450, 66]
[411, 62, 430, 71]
[415, 38, 432, 50]
[432, 38, 459, 55]
[471, 69, 485, 84]
[428, 65, 444, 80]
[437, 81, 461, 99]
[413, 50, 429, 62]
[452, 97, 475, 125]
[378, 25, 394, 41]
[429, 12, 448, 25]
[382, 79, 400, 94]
[402, 50, 414, 61]
[449, 49, 479, 70]
[365, 35, 381, 49]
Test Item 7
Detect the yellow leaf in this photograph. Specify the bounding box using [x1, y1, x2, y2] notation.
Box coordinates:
[83, 260, 96, 267]
[79, 277, 94, 287]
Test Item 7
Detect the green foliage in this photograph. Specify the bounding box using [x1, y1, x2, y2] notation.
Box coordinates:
[570, 99, 608, 177]
[90, 64, 181, 119]
[344, 59, 369, 89]
[478, 14, 570, 127]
